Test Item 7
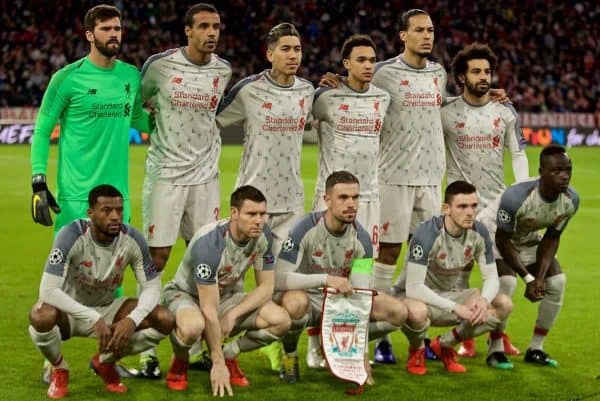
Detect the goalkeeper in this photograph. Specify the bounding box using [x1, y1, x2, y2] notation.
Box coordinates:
[30, 4, 151, 234]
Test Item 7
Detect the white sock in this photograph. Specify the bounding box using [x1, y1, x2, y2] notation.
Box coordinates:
[29, 325, 62, 365]
[372, 262, 395, 293]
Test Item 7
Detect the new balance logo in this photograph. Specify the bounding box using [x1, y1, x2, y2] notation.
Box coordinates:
[455, 122, 465, 128]
[399, 80, 409, 86]
[261, 102, 272, 109]
[338, 104, 349, 111]
[172, 76, 183, 84]
[88, 89, 97, 95]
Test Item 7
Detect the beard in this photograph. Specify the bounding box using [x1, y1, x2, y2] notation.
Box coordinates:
[95, 36, 121, 58]
[465, 79, 490, 97]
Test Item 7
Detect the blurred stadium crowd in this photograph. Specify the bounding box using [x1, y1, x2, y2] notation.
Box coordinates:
[1, 0, 598, 112]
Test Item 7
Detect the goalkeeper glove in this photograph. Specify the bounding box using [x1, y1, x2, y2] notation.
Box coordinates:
[31, 173, 61, 226]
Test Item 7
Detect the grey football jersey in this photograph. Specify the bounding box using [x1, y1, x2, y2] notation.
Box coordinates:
[313, 82, 391, 201]
[276, 211, 373, 293]
[141, 49, 232, 185]
[372, 56, 447, 186]
[442, 97, 526, 209]
[216, 71, 315, 212]
[44, 220, 158, 307]
[169, 219, 275, 298]
[395, 216, 494, 293]
[494, 179, 579, 246]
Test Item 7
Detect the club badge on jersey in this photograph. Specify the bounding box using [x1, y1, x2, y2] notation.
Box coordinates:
[321, 288, 373, 387]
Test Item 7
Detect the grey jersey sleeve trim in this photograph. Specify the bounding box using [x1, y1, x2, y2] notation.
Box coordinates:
[474, 221, 495, 265]
[407, 218, 440, 266]
[355, 221, 374, 259]
[191, 226, 226, 285]
[260, 223, 276, 270]
[277, 212, 321, 264]
[124, 225, 159, 281]
[497, 180, 537, 233]
[44, 221, 84, 276]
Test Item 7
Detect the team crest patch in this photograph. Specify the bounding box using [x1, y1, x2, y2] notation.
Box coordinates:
[282, 238, 295, 253]
[412, 245, 424, 260]
[195, 264, 212, 280]
[48, 248, 64, 265]
[498, 209, 511, 224]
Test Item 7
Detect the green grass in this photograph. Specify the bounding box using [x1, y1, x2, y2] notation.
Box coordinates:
[1, 145, 599, 400]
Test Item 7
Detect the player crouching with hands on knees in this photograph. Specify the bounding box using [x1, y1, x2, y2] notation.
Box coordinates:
[28, 185, 174, 399]
[392, 181, 514, 374]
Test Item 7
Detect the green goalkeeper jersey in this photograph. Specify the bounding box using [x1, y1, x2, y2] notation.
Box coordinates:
[31, 57, 150, 201]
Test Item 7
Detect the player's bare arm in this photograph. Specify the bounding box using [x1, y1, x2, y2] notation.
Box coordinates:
[495, 229, 529, 278]
[197, 283, 233, 396]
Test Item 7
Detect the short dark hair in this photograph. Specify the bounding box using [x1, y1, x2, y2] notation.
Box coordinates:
[540, 144, 568, 167]
[266, 23, 300, 49]
[325, 171, 360, 194]
[444, 181, 477, 204]
[451, 42, 498, 88]
[231, 185, 267, 209]
[184, 3, 219, 27]
[341, 35, 376, 60]
[88, 185, 123, 208]
[84, 5, 121, 32]
[399, 9, 429, 31]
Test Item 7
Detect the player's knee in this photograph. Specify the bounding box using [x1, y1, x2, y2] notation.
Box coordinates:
[384, 298, 407, 326]
[281, 292, 309, 319]
[492, 293, 513, 320]
[177, 319, 204, 344]
[545, 273, 566, 296]
[266, 305, 292, 335]
[152, 306, 175, 334]
[405, 300, 429, 328]
[29, 303, 59, 331]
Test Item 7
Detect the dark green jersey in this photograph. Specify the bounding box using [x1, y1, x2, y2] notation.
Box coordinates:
[31, 57, 150, 201]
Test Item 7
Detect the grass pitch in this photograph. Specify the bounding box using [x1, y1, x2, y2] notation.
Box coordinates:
[0, 145, 599, 400]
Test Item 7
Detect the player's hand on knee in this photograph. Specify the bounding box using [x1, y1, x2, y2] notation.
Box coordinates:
[31, 174, 61, 226]
[326, 275, 353, 296]
[525, 281, 544, 302]
[108, 317, 136, 353]
[319, 72, 342, 88]
[93, 319, 113, 352]
[211, 362, 233, 397]
[453, 303, 473, 322]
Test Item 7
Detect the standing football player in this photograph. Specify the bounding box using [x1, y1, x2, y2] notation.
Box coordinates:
[137, 3, 232, 377]
[441, 42, 529, 357]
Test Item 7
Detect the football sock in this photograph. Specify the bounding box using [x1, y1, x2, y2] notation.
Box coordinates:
[224, 329, 279, 359]
[307, 327, 320, 349]
[123, 328, 166, 357]
[372, 262, 395, 293]
[29, 325, 62, 366]
[369, 321, 400, 341]
[440, 315, 502, 347]
[530, 273, 565, 350]
[401, 320, 430, 349]
[282, 315, 309, 354]
[170, 330, 192, 359]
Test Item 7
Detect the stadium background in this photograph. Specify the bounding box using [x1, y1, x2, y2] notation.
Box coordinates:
[0, 1, 599, 400]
